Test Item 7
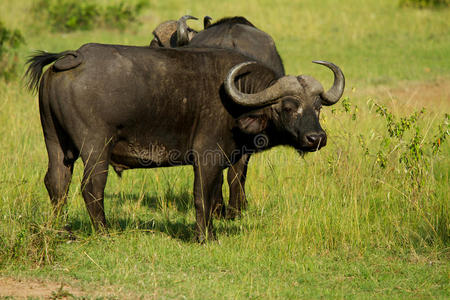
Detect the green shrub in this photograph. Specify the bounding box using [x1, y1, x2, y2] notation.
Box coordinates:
[0, 21, 25, 81]
[357, 100, 448, 192]
[399, 0, 449, 8]
[46, 0, 100, 31]
[102, 0, 148, 30]
[328, 97, 449, 245]
[36, 0, 148, 32]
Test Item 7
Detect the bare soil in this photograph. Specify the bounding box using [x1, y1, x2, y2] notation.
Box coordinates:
[0, 276, 149, 299]
[0, 277, 86, 299]
[356, 78, 450, 111]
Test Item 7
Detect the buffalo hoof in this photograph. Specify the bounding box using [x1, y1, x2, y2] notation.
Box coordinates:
[196, 229, 216, 244]
[63, 225, 77, 241]
[91, 222, 109, 235]
[212, 203, 226, 219]
[225, 207, 241, 220]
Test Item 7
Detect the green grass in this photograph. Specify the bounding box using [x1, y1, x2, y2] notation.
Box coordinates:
[0, 0, 449, 298]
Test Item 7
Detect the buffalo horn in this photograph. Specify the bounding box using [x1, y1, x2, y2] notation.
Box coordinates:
[312, 60, 345, 106]
[225, 61, 301, 107]
[203, 16, 213, 28]
[176, 15, 198, 46]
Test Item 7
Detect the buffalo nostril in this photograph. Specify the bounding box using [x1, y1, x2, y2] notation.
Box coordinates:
[306, 134, 321, 145]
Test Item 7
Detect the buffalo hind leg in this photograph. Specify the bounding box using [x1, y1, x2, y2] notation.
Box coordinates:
[193, 163, 223, 242]
[227, 154, 250, 219]
[44, 139, 75, 221]
[80, 142, 111, 232]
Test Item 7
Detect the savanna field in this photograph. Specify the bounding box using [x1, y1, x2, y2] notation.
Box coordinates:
[0, 0, 449, 298]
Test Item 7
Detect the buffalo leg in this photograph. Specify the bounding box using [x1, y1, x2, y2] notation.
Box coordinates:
[44, 139, 74, 219]
[40, 96, 77, 220]
[193, 163, 223, 242]
[80, 142, 110, 232]
[212, 174, 226, 218]
[227, 154, 250, 219]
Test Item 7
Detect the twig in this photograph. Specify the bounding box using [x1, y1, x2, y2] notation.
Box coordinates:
[83, 251, 105, 273]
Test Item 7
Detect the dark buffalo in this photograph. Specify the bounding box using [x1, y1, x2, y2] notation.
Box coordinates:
[150, 16, 284, 76]
[26, 44, 344, 242]
[150, 16, 286, 218]
[189, 17, 285, 77]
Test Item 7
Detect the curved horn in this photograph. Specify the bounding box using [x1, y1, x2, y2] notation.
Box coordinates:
[312, 60, 345, 106]
[203, 16, 212, 28]
[225, 61, 302, 107]
[176, 15, 198, 46]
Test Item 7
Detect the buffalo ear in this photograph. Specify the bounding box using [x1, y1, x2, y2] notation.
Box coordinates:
[237, 113, 268, 134]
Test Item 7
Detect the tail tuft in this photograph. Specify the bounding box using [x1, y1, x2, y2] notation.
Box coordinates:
[24, 51, 67, 94]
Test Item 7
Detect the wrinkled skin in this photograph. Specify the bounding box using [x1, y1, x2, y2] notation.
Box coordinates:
[149, 16, 286, 219]
[26, 45, 344, 242]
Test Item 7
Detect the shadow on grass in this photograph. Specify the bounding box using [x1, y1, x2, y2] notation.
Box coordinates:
[66, 216, 250, 243]
[106, 189, 193, 213]
[113, 217, 255, 242]
[65, 190, 252, 243]
[113, 217, 196, 242]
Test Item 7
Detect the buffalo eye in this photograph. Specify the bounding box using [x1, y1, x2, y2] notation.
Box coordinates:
[282, 98, 300, 114]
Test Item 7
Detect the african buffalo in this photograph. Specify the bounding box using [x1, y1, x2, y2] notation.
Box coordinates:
[150, 16, 284, 77]
[149, 16, 286, 218]
[149, 15, 198, 48]
[26, 44, 344, 242]
[149, 15, 213, 48]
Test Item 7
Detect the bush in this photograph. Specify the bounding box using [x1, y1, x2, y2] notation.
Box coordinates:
[102, 0, 148, 30]
[44, 0, 100, 31]
[399, 0, 450, 8]
[326, 97, 449, 246]
[0, 21, 25, 81]
[36, 0, 148, 32]
[338, 97, 449, 193]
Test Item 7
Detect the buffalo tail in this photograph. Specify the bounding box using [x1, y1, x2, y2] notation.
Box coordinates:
[24, 51, 71, 94]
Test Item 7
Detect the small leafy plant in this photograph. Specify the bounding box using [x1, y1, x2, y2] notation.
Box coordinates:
[333, 95, 448, 193]
[365, 100, 447, 190]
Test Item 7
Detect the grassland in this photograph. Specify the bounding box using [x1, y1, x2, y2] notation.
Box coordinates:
[0, 0, 449, 298]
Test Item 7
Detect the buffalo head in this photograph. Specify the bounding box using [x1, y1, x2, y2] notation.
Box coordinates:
[225, 61, 345, 152]
[149, 15, 198, 48]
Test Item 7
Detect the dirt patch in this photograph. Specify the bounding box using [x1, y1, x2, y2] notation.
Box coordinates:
[0, 276, 149, 299]
[0, 277, 86, 299]
[355, 78, 450, 111]
[0, 276, 141, 299]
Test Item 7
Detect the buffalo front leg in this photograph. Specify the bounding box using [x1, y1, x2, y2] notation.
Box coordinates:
[227, 154, 250, 219]
[212, 174, 226, 218]
[80, 143, 110, 232]
[193, 163, 223, 242]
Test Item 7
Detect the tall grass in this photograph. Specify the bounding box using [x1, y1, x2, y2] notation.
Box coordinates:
[0, 0, 449, 297]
